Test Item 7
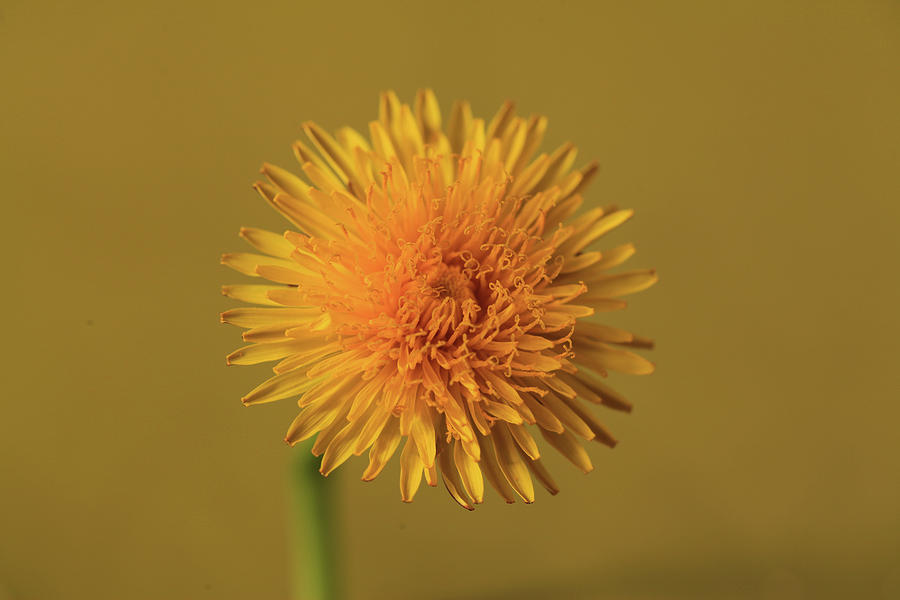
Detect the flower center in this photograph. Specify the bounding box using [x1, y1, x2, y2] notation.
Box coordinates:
[429, 264, 476, 305]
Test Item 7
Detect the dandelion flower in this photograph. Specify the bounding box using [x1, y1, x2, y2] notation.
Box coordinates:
[221, 90, 657, 508]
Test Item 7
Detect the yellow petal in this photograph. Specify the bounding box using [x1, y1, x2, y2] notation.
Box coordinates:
[492, 424, 535, 503]
[253, 181, 310, 232]
[220, 307, 322, 328]
[476, 434, 517, 504]
[238, 227, 295, 258]
[511, 351, 562, 373]
[320, 404, 377, 476]
[617, 334, 656, 350]
[575, 322, 635, 344]
[544, 191, 583, 227]
[221, 284, 285, 306]
[543, 376, 577, 399]
[342, 363, 392, 421]
[481, 370, 524, 405]
[559, 396, 618, 448]
[311, 399, 353, 456]
[266, 287, 311, 307]
[563, 209, 634, 255]
[352, 404, 392, 455]
[335, 126, 371, 154]
[272, 192, 342, 239]
[559, 371, 633, 413]
[516, 334, 554, 351]
[577, 343, 655, 375]
[540, 392, 595, 440]
[362, 417, 401, 481]
[534, 142, 576, 191]
[292, 139, 344, 192]
[502, 119, 528, 173]
[585, 269, 659, 298]
[579, 297, 628, 312]
[285, 313, 332, 335]
[284, 381, 352, 445]
[241, 323, 292, 343]
[546, 303, 594, 319]
[424, 463, 438, 488]
[220, 252, 298, 278]
[379, 90, 402, 129]
[594, 243, 636, 270]
[255, 264, 307, 285]
[524, 455, 559, 496]
[508, 423, 540, 460]
[273, 343, 340, 375]
[560, 251, 602, 274]
[302, 121, 352, 183]
[241, 370, 321, 406]
[509, 153, 550, 196]
[306, 350, 369, 381]
[293, 374, 359, 411]
[415, 88, 442, 143]
[539, 428, 593, 473]
[555, 170, 583, 199]
[559, 205, 604, 237]
[437, 439, 475, 510]
[566, 160, 600, 199]
[399, 437, 424, 502]
[253, 180, 278, 203]
[481, 399, 524, 425]
[260, 162, 312, 201]
[410, 396, 436, 468]
[486, 100, 516, 140]
[511, 114, 548, 175]
[464, 118, 486, 156]
[453, 440, 484, 504]
[465, 393, 491, 437]
[521, 393, 565, 433]
[226, 338, 325, 366]
[368, 120, 398, 161]
[447, 100, 473, 154]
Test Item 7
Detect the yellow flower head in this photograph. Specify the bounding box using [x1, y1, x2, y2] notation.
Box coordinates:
[221, 90, 657, 508]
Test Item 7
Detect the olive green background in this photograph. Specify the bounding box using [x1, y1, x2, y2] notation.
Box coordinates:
[2, 0, 898, 598]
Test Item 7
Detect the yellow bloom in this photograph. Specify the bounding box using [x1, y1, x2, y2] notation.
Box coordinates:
[221, 90, 657, 508]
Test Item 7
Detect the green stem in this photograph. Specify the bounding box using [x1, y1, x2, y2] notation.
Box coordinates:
[288, 444, 338, 600]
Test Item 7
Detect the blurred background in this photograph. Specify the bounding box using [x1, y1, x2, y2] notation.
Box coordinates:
[2, 0, 898, 598]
